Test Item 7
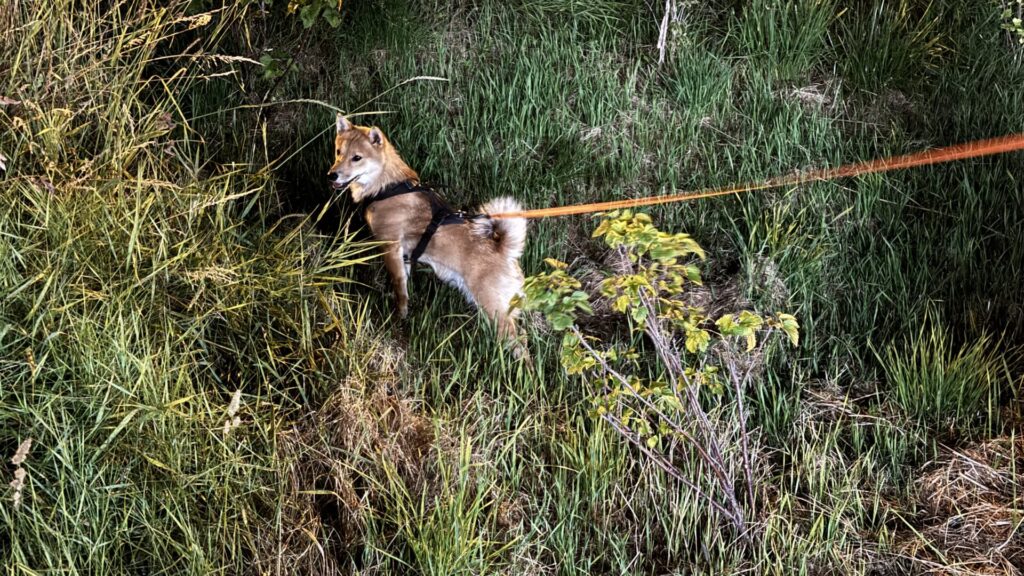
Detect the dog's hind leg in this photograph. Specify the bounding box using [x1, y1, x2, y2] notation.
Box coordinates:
[383, 243, 409, 318]
[476, 289, 529, 360]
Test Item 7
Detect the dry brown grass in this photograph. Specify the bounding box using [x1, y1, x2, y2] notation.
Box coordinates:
[259, 346, 455, 576]
[896, 436, 1023, 575]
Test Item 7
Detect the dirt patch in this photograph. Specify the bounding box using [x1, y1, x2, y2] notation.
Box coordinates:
[843, 88, 923, 140]
[680, 269, 750, 322]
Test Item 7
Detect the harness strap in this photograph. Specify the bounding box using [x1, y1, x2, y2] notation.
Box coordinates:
[408, 208, 463, 267]
[361, 180, 423, 206]
[361, 181, 484, 270]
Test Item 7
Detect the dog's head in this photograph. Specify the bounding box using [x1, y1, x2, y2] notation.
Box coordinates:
[327, 114, 387, 195]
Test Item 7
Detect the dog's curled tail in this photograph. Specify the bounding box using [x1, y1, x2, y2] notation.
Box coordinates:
[473, 197, 527, 261]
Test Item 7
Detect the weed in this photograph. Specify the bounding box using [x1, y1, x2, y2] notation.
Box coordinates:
[835, 0, 946, 92]
[880, 319, 1013, 438]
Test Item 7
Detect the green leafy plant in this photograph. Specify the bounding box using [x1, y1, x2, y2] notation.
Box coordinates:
[287, 0, 343, 28]
[259, 50, 295, 80]
[1003, 0, 1024, 45]
[517, 211, 799, 538]
[188, 0, 343, 28]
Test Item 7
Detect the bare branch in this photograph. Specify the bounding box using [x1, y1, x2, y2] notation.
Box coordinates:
[657, 0, 673, 66]
[601, 412, 744, 530]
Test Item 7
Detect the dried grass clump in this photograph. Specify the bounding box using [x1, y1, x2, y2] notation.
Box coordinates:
[260, 368, 453, 575]
[897, 436, 1023, 574]
[8, 438, 32, 510]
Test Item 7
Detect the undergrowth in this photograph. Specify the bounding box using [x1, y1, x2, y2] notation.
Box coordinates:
[1, 0, 1022, 574]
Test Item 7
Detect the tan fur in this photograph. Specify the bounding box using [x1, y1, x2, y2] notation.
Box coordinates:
[328, 114, 529, 357]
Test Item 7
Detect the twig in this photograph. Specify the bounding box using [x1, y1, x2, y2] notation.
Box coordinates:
[601, 412, 742, 528]
[728, 356, 756, 509]
[573, 304, 749, 537]
[641, 294, 736, 495]
[571, 326, 718, 475]
[656, 0, 673, 66]
[638, 291, 750, 534]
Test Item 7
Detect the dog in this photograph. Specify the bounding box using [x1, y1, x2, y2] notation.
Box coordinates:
[327, 114, 528, 357]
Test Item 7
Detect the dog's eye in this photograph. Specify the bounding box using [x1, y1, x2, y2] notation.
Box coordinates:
[351, 155, 362, 162]
[335, 149, 340, 155]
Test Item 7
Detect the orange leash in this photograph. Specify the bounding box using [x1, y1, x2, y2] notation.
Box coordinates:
[488, 133, 1024, 220]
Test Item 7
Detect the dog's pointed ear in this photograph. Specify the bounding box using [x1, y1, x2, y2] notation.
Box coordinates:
[336, 113, 352, 133]
[368, 127, 384, 147]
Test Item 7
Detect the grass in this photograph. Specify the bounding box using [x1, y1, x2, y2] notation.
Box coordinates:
[2, 0, 1023, 573]
[835, 0, 947, 92]
[881, 318, 1013, 438]
[734, 0, 838, 81]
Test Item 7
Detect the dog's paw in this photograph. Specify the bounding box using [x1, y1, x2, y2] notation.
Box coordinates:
[511, 340, 531, 363]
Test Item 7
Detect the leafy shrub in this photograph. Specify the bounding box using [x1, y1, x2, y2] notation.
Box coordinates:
[285, 0, 344, 28]
[517, 211, 799, 539]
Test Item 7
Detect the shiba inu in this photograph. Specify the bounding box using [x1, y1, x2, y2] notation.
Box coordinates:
[327, 114, 528, 357]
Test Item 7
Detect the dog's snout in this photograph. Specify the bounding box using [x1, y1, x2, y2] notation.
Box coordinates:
[328, 171, 339, 182]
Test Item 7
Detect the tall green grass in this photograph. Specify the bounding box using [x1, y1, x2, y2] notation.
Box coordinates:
[836, 0, 946, 92]
[0, 1, 375, 572]
[734, 0, 838, 81]
[881, 321, 1012, 437]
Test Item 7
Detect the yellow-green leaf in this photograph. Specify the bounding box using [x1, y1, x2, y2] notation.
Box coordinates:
[544, 258, 568, 270]
[685, 328, 710, 353]
[777, 313, 800, 347]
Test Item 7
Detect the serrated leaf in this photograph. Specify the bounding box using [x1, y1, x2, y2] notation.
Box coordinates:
[737, 310, 764, 330]
[630, 305, 648, 325]
[686, 239, 706, 260]
[321, 5, 342, 26]
[660, 395, 683, 413]
[649, 245, 677, 260]
[685, 329, 710, 353]
[575, 298, 593, 315]
[300, 3, 321, 27]
[684, 264, 702, 284]
[548, 312, 574, 331]
[777, 313, 800, 347]
[614, 295, 630, 313]
[716, 314, 736, 334]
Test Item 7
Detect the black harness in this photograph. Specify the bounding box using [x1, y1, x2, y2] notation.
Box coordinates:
[360, 181, 484, 269]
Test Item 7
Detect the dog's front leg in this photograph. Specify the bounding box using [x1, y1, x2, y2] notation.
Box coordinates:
[383, 243, 409, 318]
